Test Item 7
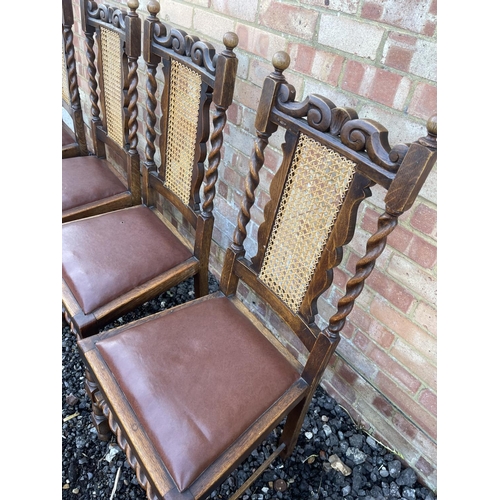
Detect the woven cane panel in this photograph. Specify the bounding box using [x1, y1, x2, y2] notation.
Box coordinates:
[259, 133, 356, 313]
[62, 44, 70, 105]
[163, 60, 202, 205]
[100, 27, 123, 146]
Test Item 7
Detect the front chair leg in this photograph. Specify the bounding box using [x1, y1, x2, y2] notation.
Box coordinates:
[84, 369, 111, 441]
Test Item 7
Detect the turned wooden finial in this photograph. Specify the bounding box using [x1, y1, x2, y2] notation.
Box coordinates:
[223, 32, 239, 51]
[417, 114, 437, 149]
[147, 0, 160, 16]
[427, 115, 437, 137]
[272, 51, 290, 73]
[127, 0, 139, 12]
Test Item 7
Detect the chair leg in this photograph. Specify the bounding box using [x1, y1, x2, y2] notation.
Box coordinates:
[84, 369, 112, 441]
[278, 397, 310, 459]
[194, 270, 209, 298]
[229, 442, 286, 500]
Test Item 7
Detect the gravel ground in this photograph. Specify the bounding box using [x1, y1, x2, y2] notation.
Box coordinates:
[62, 276, 437, 500]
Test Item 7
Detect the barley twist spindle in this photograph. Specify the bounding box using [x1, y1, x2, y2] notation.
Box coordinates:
[202, 104, 226, 216]
[125, 1, 139, 153]
[328, 211, 398, 335]
[145, 63, 158, 165]
[63, 27, 79, 108]
[231, 133, 269, 254]
[126, 58, 139, 152]
[85, 32, 100, 123]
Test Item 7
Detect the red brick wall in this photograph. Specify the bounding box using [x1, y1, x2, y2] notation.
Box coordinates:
[70, 0, 437, 492]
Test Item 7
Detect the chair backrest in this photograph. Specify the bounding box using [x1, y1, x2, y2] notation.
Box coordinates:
[141, 1, 238, 294]
[62, 0, 88, 156]
[80, 0, 141, 202]
[219, 52, 437, 444]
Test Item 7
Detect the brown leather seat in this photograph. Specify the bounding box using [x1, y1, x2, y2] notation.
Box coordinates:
[78, 49, 437, 500]
[95, 295, 300, 491]
[63, 205, 193, 314]
[62, 156, 128, 213]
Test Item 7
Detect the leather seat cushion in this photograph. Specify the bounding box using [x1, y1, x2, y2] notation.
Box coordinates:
[62, 205, 193, 313]
[62, 156, 127, 211]
[95, 295, 301, 492]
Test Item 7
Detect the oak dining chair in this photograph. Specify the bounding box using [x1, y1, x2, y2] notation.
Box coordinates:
[77, 51, 437, 500]
[62, 0, 239, 339]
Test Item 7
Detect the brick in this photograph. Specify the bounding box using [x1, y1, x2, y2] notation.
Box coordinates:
[226, 101, 243, 126]
[192, 8, 235, 41]
[232, 78, 262, 112]
[310, 50, 344, 86]
[418, 388, 437, 416]
[413, 301, 436, 337]
[415, 455, 434, 478]
[372, 394, 393, 418]
[384, 43, 414, 73]
[370, 68, 410, 109]
[300, 0, 359, 14]
[211, 0, 259, 22]
[346, 301, 373, 332]
[406, 234, 436, 269]
[410, 203, 437, 238]
[341, 60, 366, 95]
[222, 164, 245, 193]
[366, 320, 395, 349]
[361, 207, 381, 234]
[361, 2, 383, 22]
[240, 106, 258, 135]
[387, 224, 413, 254]
[376, 372, 436, 439]
[391, 410, 418, 442]
[288, 43, 317, 74]
[259, 0, 319, 40]
[362, 0, 435, 35]
[387, 254, 436, 305]
[342, 60, 410, 109]
[337, 338, 378, 381]
[367, 268, 414, 313]
[235, 23, 288, 61]
[370, 297, 436, 360]
[318, 14, 384, 60]
[186, 0, 210, 6]
[248, 58, 274, 87]
[159, 1, 193, 28]
[217, 180, 229, 200]
[408, 82, 437, 121]
[353, 329, 370, 352]
[409, 38, 437, 81]
[370, 344, 421, 394]
[322, 372, 357, 407]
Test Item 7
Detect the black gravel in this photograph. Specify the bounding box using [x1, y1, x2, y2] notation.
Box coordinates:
[62, 275, 437, 500]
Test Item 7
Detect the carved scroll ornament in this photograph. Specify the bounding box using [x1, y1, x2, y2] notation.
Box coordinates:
[86, 1, 126, 30]
[276, 84, 409, 173]
[153, 21, 217, 75]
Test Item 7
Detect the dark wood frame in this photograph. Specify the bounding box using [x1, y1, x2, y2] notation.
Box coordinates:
[62, 0, 88, 158]
[62, 1, 239, 339]
[77, 51, 437, 500]
[62, 0, 141, 222]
